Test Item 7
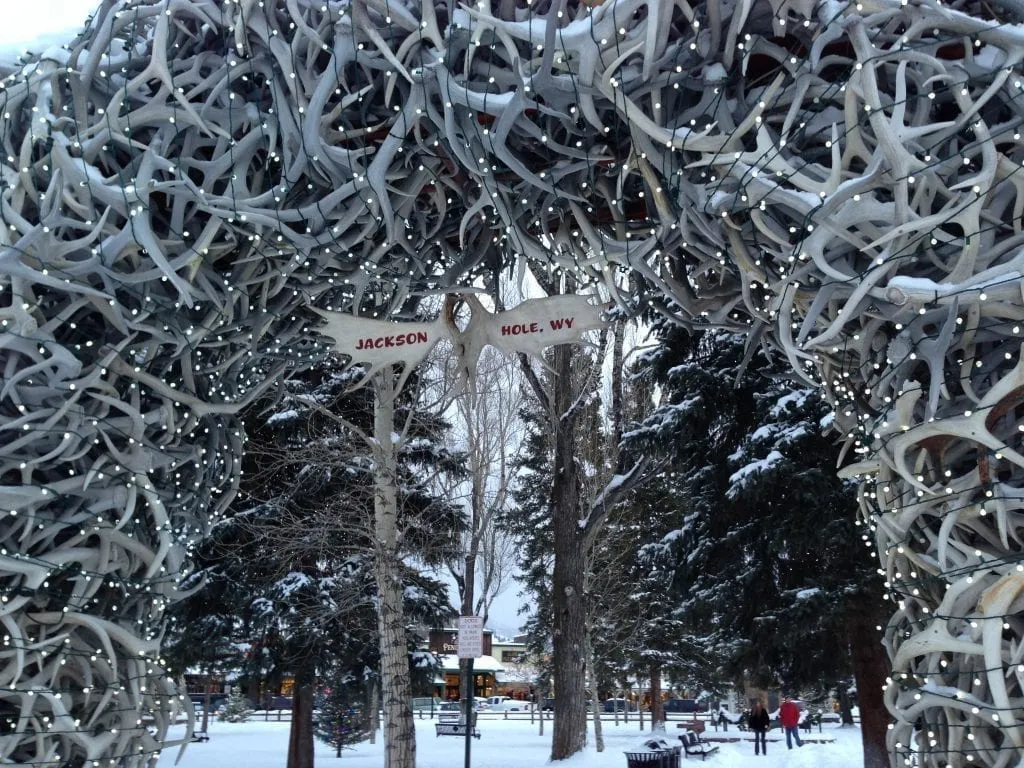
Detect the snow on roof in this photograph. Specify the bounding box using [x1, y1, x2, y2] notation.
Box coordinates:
[436, 654, 504, 673]
[495, 667, 537, 683]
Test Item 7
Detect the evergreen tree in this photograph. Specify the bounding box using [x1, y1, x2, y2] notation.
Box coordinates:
[315, 669, 370, 757]
[218, 689, 251, 723]
[164, 360, 462, 767]
[622, 323, 889, 766]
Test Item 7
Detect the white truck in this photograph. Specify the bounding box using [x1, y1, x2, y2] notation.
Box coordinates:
[484, 696, 532, 712]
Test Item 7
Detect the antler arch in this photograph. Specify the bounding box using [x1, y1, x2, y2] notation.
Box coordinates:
[4, 0, 1024, 766]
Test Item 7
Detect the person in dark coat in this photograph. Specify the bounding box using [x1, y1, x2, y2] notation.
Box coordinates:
[747, 699, 771, 756]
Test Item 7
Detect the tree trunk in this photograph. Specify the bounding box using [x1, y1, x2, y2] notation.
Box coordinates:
[537, 687, 544, 736]
[200, 689, 210, 734]
[584, 622, 604, 751]
[368, 677, 380, 744]
[373, 372, 416, 768]
[838, 686, 855, 726]
[551, 343, 586, 761]
[847, 588, 890, 768]
[286, 671, 315, 768]
[649, 663, 664, 732]
[246, 678, 260, 711]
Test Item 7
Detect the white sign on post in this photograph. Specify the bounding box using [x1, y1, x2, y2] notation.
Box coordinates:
[457, 615, 484, 659]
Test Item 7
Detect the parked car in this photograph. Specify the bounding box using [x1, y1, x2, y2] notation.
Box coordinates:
[249, 695, 292, 711]
[663, 698, 706, 714]
[603, 698, 638, 712]
[486, 696, 532, 712]
[411, 697, 442, 712]
[188, 693, 228, 712]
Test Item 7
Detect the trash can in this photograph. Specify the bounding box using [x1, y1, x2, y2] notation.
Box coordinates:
[624, 750, 666, 768]
[643, 738, 675, 768]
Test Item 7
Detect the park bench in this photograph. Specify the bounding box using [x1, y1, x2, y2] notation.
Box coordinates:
[680, 731, 719, 760]
[434, 721, 480, 738]
[800, 713, 823, 733]
[435, 711, 480, 739]
[675, 719, 705, 733]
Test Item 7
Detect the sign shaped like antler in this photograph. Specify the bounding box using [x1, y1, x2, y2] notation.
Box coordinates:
[313, 294, 610, 392]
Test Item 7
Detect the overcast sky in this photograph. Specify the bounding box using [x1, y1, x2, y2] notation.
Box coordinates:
[0, 0, 98, 63]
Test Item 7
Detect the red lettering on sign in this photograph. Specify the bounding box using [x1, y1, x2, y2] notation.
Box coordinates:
[501, 322, 541, 336]
[354, 331, 431, 350]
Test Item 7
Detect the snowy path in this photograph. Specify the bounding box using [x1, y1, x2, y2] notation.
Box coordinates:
[156, 716, 865, 767]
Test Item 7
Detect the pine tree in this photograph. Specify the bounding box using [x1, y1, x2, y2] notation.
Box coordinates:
[218, 689, 251, 723]
[164, 358, 463, 768]
[502, 404, 555, 649]
[622, 323, 889, 766]
[315, 669, 370, 757]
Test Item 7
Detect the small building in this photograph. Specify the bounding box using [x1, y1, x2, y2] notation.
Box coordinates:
[490, 639, 536, 700]
[427, 628, 504, 700]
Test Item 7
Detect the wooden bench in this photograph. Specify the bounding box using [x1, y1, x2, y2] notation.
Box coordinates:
[434, 721, 480, 738]
[680, 731, 719, 760]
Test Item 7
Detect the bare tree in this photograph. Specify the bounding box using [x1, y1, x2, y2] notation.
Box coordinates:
[443, 344, 523, 625]
[514, 272, 653, 761]
[228, 361, 462, 768]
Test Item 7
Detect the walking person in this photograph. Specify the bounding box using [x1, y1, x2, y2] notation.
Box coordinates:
[780, 695, 804, 749]
[747, 699, 770, 756]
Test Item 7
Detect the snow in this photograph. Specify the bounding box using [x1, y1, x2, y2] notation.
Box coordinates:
[769, 389, 813, 417]
[275, 571, 313, 597]
[435, 654, 505, 673]
[155, 715, 867, 768]
[727, 450, 783, 493]
[266, 408, 300, 425]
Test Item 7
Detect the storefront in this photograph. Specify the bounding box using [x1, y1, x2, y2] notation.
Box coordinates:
[427, 628, 504, 700]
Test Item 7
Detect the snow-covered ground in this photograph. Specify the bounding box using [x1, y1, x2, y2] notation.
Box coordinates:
[156, 715, 865, 768]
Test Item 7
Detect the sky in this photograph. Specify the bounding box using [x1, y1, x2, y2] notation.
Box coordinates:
[0, 0, 98, 64]
[156, 715, 868, 768]
[476, 585, 525, 638]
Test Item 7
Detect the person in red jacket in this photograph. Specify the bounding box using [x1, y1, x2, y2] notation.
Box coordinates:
[779, 696, 804, 749]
